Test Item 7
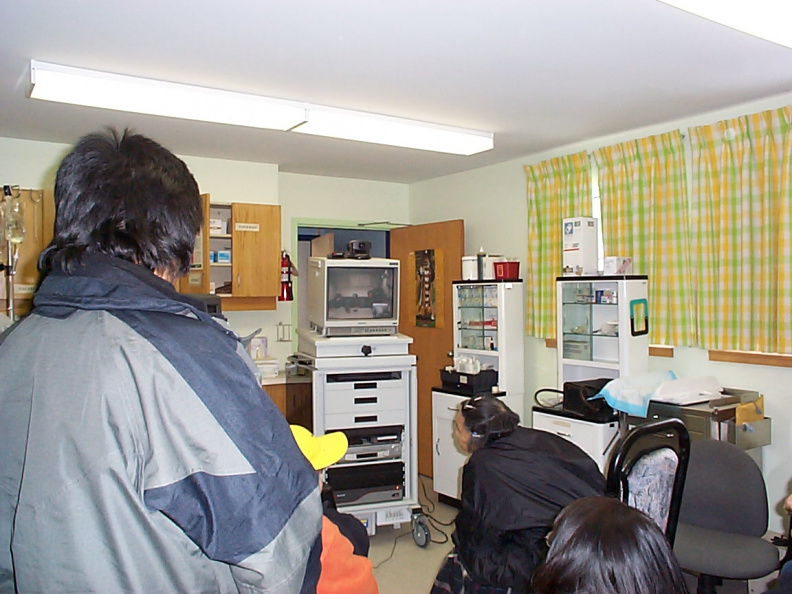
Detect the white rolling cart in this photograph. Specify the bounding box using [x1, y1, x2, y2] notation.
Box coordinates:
[296, 330, 429, 547]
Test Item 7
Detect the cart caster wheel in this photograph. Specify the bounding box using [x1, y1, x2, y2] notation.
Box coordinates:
[412, 517, 430, 548]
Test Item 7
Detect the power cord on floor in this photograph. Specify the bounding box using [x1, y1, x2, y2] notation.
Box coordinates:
[372, 531, 413, 569]
[372, 475, 456, 569]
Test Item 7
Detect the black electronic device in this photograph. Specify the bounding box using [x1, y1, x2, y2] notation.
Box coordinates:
[345, 240, 372, 259]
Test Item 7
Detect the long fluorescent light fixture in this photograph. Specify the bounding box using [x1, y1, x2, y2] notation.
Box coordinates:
[29, 60, 494, 155]
[657, 1, 792, 49]
[30, 60, 307, 131]
[294, 106, 493, 155]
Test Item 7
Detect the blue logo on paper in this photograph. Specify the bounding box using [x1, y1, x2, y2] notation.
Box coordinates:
[564, 222, 573, 235]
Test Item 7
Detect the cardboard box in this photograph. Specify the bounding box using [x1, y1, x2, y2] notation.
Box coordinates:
[562, 217, 598, 276]
[603, 256, 633, 275]
[209, 218, 225, 234]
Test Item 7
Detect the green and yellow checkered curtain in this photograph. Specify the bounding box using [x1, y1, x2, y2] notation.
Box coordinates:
[594, 132, 695, 346]
[524, 152, 591, 339]
[688, 107, 792, 353]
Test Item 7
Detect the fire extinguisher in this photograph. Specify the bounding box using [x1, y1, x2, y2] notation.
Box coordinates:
[279, 251, 294, 302]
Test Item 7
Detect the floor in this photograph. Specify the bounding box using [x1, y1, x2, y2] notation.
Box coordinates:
[370, 475, 457, 594]
[367, 475, 783, 594]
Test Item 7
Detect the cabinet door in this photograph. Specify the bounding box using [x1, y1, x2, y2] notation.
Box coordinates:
[432, 391, 468, 499]
[2, 189, 54, 316]
[231, 203, 281, 298]
[179, 193, 211, 294]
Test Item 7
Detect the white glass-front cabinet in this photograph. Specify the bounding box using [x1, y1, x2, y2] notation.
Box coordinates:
[556, 276, 649, 388]
[452, 280, 525, 417]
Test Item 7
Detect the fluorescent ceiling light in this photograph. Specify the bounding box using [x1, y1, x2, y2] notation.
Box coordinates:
[30, 60, 307, 131]
[294, 105, 494, 155]
[28, 60, 494, 155]
[658, 0, 792, 49]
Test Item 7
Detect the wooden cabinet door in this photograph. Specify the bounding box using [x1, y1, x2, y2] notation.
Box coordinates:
[179, 193, 211, 294]
[231, 203, 281, 298]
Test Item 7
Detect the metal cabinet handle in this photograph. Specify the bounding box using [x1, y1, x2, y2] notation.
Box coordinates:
[436, 438, 440, 456]
[555, 431, 572, 437]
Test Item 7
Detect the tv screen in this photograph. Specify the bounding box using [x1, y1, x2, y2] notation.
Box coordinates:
[326, 267, 396, 321]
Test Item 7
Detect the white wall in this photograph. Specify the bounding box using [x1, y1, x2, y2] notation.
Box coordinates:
[0, 136, 409, 371]
[409, 90, 792, 532]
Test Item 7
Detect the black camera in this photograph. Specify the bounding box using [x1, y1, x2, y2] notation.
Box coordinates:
[345, 240, 372, 259]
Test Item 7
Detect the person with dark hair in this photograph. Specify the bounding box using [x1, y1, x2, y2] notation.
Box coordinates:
[533, 496, 689, 594]
[432, 395, 605, 594]
[0, 129, 322, 593]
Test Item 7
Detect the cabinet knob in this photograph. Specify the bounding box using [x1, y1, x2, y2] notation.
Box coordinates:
[446, 351, 454, 358]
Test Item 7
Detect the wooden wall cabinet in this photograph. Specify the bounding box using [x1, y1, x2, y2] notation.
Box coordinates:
[2, 189, 54, 317]
[180, 196, 281, 311]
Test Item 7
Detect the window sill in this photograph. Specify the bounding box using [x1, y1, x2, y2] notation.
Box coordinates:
[708, 350, 792, 368]
[545, 340, 790, 367]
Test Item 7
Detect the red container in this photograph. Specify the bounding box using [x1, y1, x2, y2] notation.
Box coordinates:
[494, 260, 520, 280]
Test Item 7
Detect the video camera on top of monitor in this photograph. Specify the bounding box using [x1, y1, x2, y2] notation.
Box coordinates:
[344, 240, 372, 260]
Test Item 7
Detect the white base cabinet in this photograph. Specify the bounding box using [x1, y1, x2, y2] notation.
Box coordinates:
[532, 408, 619, 474]
[432, 390, 470, 500]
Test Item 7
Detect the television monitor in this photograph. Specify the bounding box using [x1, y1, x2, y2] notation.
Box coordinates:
[307, 257, 399, 336]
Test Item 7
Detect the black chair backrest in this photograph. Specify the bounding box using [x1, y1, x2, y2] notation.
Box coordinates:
[605, 418, 690, 547]
[677, 438, 768, 537]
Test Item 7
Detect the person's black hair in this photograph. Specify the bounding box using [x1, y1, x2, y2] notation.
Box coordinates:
[459, 394, 519, 451]
[39, 128, 202, 278]
[533, 496, 689, 594]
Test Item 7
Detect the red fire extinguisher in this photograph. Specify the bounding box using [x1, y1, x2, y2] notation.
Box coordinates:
[279, 251, 294, 302]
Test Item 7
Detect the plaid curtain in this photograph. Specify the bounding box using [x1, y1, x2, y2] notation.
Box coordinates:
[593, 132, 695, 346]
[524, 152, 591, 339]
[688, 106, 792, 353]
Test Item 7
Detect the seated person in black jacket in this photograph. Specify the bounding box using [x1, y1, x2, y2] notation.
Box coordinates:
[431, 395, 605, 594]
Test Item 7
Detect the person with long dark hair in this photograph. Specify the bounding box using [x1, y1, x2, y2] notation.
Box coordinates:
[534, 496, 689, 594]
[432, 395, 605, 593]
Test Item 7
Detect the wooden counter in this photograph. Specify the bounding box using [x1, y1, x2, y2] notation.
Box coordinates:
[261, 373, 313, 430]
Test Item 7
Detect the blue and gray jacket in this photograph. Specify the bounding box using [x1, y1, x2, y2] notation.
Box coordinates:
[0, 254, 322, 593]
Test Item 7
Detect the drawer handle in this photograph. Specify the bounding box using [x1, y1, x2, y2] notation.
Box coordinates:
[436, 438, 440, 456]
[354, 415, 378, 424]
[354, 382, 377, 390]
[355, 397, 378, 405]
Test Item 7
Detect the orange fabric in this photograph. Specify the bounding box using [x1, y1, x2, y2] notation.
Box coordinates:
[318, 516, 378, 594]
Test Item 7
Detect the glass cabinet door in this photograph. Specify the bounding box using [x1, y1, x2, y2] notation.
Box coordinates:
[560, 281, 619, 363]
[456, 284, 499, 351]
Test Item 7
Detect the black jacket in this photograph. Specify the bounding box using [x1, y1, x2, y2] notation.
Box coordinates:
[454, 426, 605, 592]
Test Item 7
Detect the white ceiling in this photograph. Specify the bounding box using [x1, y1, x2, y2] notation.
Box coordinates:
[2, 0, 792, 184]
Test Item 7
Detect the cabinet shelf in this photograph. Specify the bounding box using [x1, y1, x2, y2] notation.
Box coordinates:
[557, 276, 649, 387]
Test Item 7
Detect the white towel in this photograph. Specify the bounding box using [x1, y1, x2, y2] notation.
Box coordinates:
[600, 370, 677, 417]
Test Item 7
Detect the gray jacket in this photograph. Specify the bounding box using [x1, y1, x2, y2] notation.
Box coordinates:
[0, 255, 322, 593]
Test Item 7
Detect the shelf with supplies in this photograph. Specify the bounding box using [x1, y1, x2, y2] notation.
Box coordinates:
[556, 276, 649, 387]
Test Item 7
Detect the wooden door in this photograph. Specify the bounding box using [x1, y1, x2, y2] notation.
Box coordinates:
[311, 233, 334, 257]
[231, 203, 281, 297]
[391, 220, 464, 477]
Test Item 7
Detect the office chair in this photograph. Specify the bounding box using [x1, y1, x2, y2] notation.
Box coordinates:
[673, 439, 779, 594]
[605, 418, 690, 547]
